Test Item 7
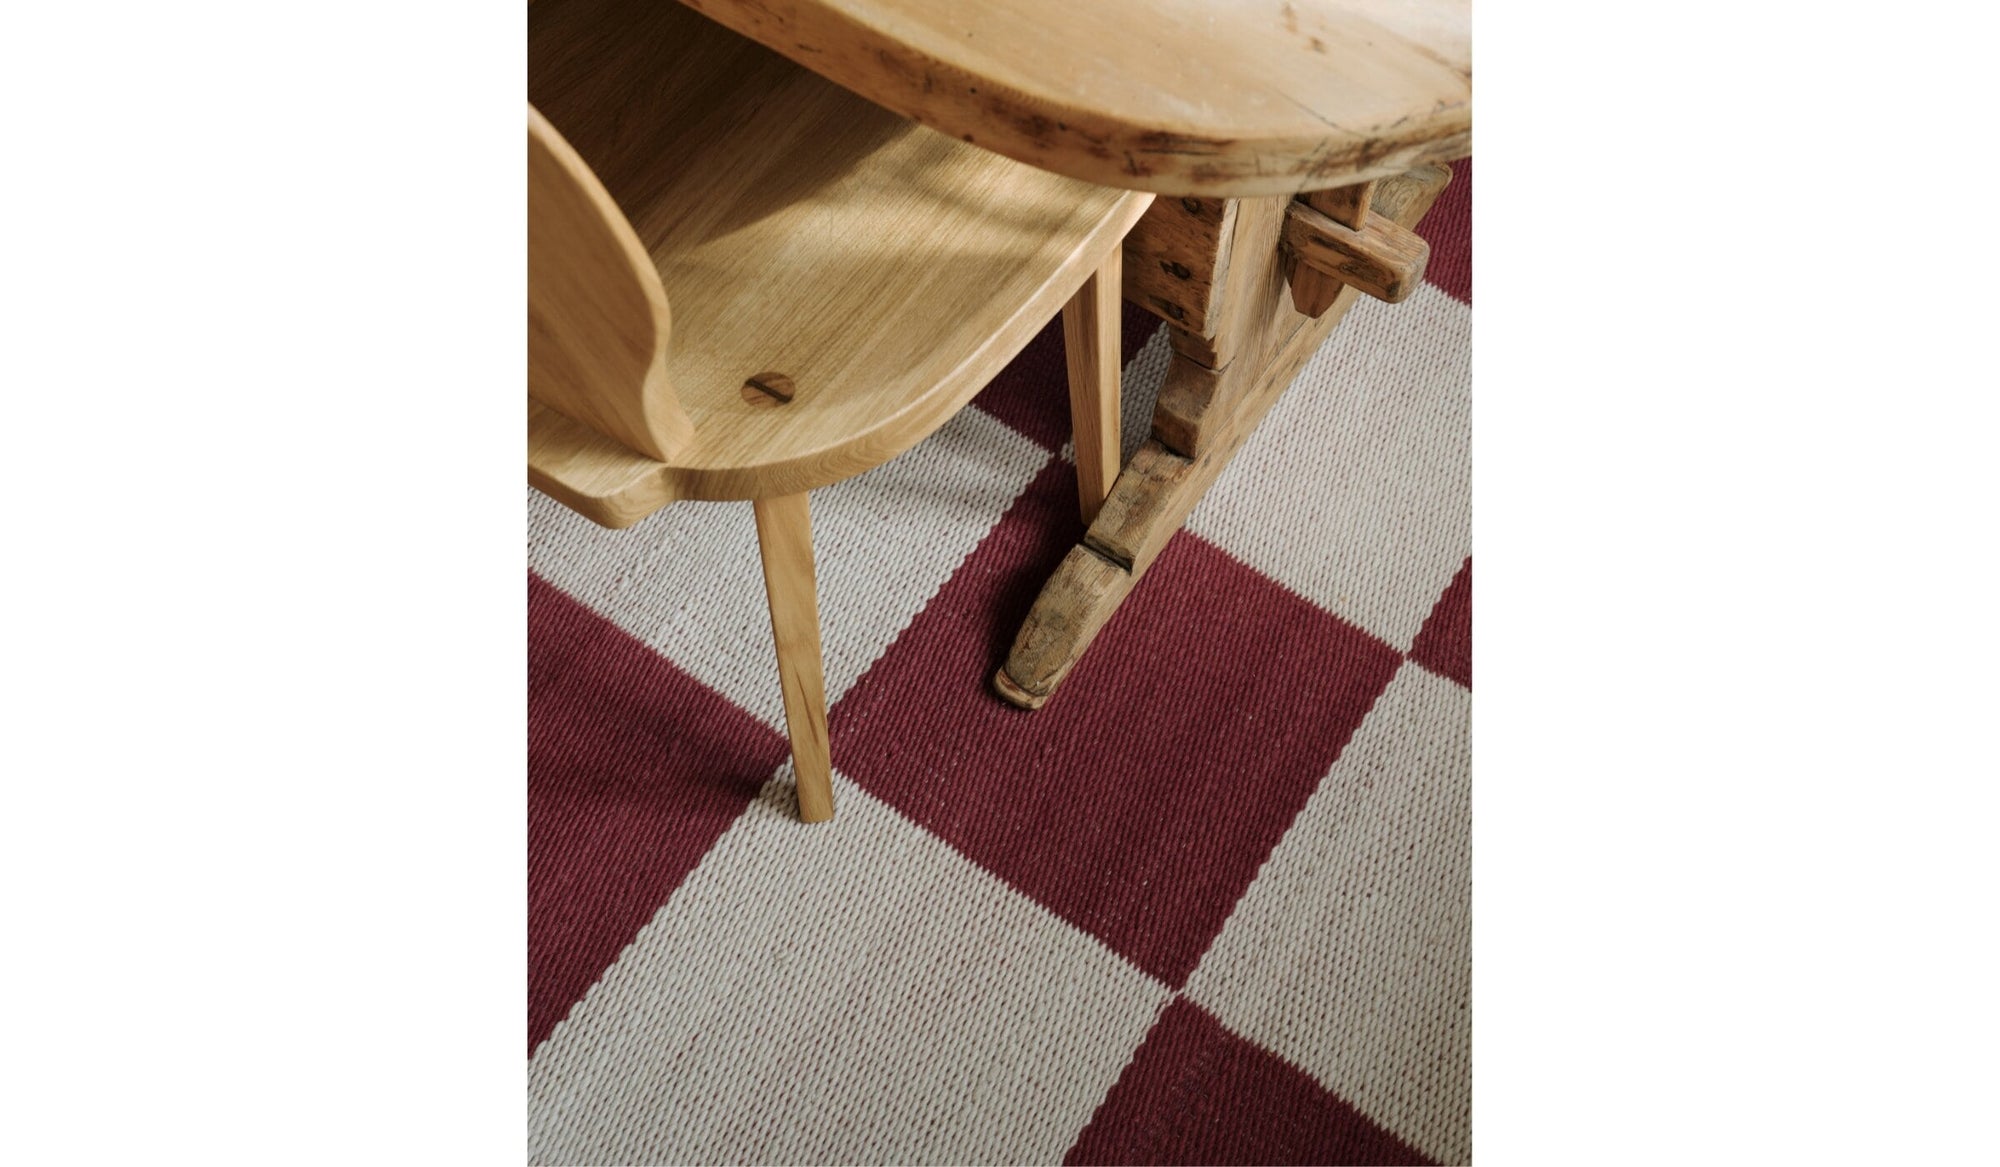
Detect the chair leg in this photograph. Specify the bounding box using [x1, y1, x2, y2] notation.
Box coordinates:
[1062, 244, 1123, 526]
[752, 493, 834, 823]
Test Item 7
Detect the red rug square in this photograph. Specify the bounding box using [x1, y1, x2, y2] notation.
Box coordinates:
[1065, 997, 1432, 1165]
[831, 464, 1403, 986]
[1409, 557, 1471, 688]
[528, 574, 785, 1053]
[971, 300, 1162, 451]
[1420, 158, 1472, 305]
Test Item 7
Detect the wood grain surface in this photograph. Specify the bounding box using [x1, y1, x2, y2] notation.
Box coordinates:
[1282, 202, 1429, 305]
[527, 0, 1150, 524]
[1122, 196, 1239, 336]
[679, 0, 1470, 196]
[753, 493, 836, 823]
[527, 107, 693, 462]
[1064, 248, 1123, 526]
[1288, 179, 1374, 317]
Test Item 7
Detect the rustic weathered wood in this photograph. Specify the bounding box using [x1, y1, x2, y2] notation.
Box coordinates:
[991, 546, 1134, 712]
[754, 494, 835, 823]
[1289, 180, 1375, 317]
[1313, 181, 1375, 228]
[680, 0, 1471, 197]
[528, 0, 1151, 525]
[1284, 202, 1430, 305]
[1064, 248, 1123, 525]
[1155, 167, 1451, 459]
[527, 107, 693, 462]
[1152, 189, 1305, 457]
[1122, 196, 1237, 335]
[1086, 440, 1198, 575]
[1164, 194, 1293, 374]
[1109, 277, 1379, 574]
[996, 163, 1454, 708]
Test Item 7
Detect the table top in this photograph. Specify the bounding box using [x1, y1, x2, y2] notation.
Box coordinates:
[679, 0, 1469, 197]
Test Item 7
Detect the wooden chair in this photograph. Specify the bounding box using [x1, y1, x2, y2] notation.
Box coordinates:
[528, 0, 1152, 821]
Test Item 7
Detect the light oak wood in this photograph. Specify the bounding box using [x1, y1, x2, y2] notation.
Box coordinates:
[680, 0, 1471, 197]
[754, 494, 835, 823]
[527, 0, 1152, 820]
[1289, 180, 1375, 317]
[1064, 248, 1122, 525]
[527, 107, 693, 461]
[528, 0, 1152, 526]
[1283, 201, 1429, 305]
[997, 163, 1453, 708]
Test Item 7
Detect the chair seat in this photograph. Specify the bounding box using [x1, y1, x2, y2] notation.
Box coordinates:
[528, 0, 1151, 527]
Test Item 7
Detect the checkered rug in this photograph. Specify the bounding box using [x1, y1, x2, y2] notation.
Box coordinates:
[528, 160, 1472, 1166]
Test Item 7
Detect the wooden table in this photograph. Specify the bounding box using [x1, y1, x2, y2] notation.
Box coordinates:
[681, 0, 1471, 708]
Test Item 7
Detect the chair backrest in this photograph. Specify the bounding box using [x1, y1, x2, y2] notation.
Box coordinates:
[527, 104, 693, 461]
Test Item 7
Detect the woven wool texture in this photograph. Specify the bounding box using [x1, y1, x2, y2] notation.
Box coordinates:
[528, 158, 1473, 1166]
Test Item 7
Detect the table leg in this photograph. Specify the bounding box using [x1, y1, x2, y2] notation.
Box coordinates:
[993, 163, 1454, 710]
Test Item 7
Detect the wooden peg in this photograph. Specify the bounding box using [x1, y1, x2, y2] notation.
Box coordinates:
[1289, 181, 1371, 317]
[1285, 198, 1429, 310]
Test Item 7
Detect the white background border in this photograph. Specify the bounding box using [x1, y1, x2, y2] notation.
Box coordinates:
[5, 2, 1996, 1161]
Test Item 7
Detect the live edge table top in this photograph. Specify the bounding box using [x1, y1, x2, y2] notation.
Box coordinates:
[678, 0, 1470, 197]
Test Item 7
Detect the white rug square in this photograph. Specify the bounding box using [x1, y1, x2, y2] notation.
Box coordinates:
[1184, 663, 1472, 1165]
[1186, 283, 1472, 649]
[529, 772, 1170, 1166]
